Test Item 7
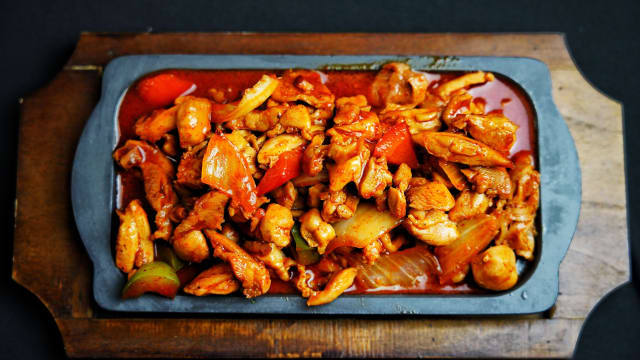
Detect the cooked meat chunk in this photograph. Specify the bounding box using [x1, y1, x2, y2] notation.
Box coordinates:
[176, 141, 207, 188]
[280, 104, 314, 136]
[358, 156, 392, 199]
[225, 130, 260, 177]
[461, 166, 512, 199]
[176, 96, 212, 148]
[113, 140, 178, 240]
[404, 209, 458, 246]
[244, 241, 296, 281]
[172, 229, 210, 263]
[307, 268, 358, 306]
[184, 263, 241, 296]
[435, 71, 494, 99]
[204, 230, 271, 298]
[379, 108, 441, 135]
[449, 190, 491, 222]
[393, 163, 412, 192]
[326, 133, 371, 191]
[257, 134, 306, 168]
[452, 114, 518, 154]
[494, 152, 540, 260]
[272, 181, 298, 209]
[471, 245, 518, 291]
[496, 221, 535, 261]
[161, 133, 179, 157]
[174, 191, 228, 235]
[299, 208, 336, 254]
[442, 92, 472, 126]
[363, 239, 383, 265]
[436, 160, 467, 191]
[226, 105, 286, 132]
[259, 204, 294, 248]
[294, 265, 317, 298]
[406, 181, 455, 211]
[321, 189, 359, 223]
[115, 199, 152, 273]
[302, 134, 328, 176]
[370, 62, 429, 111]
[387, 187, 406, 219]
[307, 183, 327, 208]
[271, 70, 335, 110]
[134, 106, 178, 143]
[413, 131, 513, 168]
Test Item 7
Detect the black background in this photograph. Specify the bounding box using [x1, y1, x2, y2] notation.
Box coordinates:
[1, 0, 639, 358]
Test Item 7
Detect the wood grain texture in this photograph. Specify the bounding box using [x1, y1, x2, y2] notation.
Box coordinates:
[12, 32, 627, 358]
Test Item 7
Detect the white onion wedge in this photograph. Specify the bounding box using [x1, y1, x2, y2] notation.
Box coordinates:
[327, 202, 402, 253]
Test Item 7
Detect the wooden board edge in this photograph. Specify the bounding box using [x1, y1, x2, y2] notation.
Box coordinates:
[57, 317, 580, 358]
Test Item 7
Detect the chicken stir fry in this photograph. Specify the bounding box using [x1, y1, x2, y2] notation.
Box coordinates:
[113, 64, 540, 305]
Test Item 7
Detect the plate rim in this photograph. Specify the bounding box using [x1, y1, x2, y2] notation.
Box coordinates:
[71, 54, 581, 315]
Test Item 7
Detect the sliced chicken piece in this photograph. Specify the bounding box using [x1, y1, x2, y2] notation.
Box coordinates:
[379, 108, 441, 135]
[176, 141, 208, 188]
[321, 189, 359, 223]
[115, 199, 152, 273]
[358, 156, 392, 199]
[176, 96, 212, 148]
[406, 181, 455, 211]
[449, 190, 491, 223]
[404, 209, 458, 246]
[171, 191, 229, 263]
[442, 92, 472, 126]
[204, 230, 271, 298]
[326, 133, 371, 192]
[452, 114, 518, 154]
[271, 69, 335, 110]
[471, 245, 518, 291]
[302, 134, 328, 177]
[184, 263, 241, 296]
[461, 166, 513, 199]
[134, 106, 178, 143]
[225, 104, 287, 132]
[257, 134, 306, 169]
[413, 131, 513, 168]
[244, 241, 296, 281]
[294, 265, 317, 298]
[435, 71, 494, 99]
[259, 204, 294, 248]
[307, 268, 358, 306]
[113, 140, 178, 240]
[172, 229, 210, 263]
[272, 181, 298, 209]
[174, 191, 229, 238]
[370, 62, 429, 111]
[299, 208, 336, 255]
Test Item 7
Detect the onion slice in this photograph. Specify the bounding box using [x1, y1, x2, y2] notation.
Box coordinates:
[327, 202, 402, 253]
[356, 245, 441, 289]
[213, 75, 279, 123]
[435, 214, 499, 284]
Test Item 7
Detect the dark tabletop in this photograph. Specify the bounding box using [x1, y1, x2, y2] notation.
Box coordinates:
[1, 0, 639, 359]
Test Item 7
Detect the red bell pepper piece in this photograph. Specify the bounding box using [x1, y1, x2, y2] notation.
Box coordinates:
[373, 122, 419, 168]
[136, 73, 195, 107]
[256, 147, 304, 196]
[201, 134, 258, 214]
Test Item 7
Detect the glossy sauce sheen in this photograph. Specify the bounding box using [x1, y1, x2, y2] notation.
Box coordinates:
[116, 68, 537, 295]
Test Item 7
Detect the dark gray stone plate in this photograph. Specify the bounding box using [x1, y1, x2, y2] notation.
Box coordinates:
[71, 55, 580, 315]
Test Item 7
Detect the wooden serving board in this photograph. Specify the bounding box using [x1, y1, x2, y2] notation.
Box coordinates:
[13, 33, 627, 358]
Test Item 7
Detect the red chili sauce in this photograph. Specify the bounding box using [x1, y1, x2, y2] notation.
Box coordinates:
[116, 68, 537, 296]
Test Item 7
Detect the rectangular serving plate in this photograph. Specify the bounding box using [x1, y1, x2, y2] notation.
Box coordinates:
[71, 55, 581, 315]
